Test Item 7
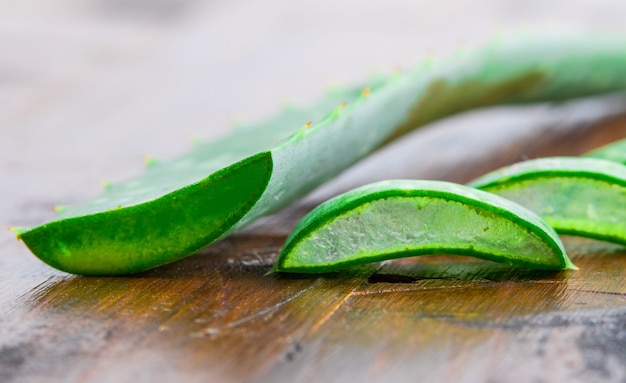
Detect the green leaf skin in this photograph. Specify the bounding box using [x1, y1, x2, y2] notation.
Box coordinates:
[271, 180, 575, 273]
[19, 153, 272, 275]
[585, 137, 626, 165]
[17, 32, 626, 275]
[468, 157, 626, 246]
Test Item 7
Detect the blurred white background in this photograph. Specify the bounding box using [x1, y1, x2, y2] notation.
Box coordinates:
[2, 0, 626, 226]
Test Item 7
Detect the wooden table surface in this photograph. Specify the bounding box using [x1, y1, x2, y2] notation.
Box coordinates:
[2, 2, 626, 382]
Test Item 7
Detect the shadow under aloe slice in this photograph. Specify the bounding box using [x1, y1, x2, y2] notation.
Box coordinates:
[14, 32, 626, 275]
[271, 180, 575, 273]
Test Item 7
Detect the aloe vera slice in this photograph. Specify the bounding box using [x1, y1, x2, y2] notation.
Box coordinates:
[271, 180, 574, 273]
[468, 157, 626, 246]
[585, 137, 626, 165]
[16, 33, 626, 275]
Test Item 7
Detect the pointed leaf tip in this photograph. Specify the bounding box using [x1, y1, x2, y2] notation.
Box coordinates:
[264, 266, 277, 276]
[53, 205, 68, 213]
[100, 180, 112, 190]
[143, 155, 158, 168]
[8, 226, 28, 239]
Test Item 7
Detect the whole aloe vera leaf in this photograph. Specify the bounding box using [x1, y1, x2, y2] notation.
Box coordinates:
[271, 180, 574, 273]
[585, 137, 626, 165]
[468, 157, 626, 246]
[16, 33, 626, 275]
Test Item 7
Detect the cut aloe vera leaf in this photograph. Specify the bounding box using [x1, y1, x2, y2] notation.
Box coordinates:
[585, 137, 626, 165]
[271, 180, 574, 274]
[16, 32, 626, 275]
[468, 157, 626, 246]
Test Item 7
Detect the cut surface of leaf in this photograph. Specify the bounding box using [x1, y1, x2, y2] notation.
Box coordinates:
[468, 157, 626, 246]
[16, 32, 626, 275]
[19, 153, 273, 275]
[272, 180, 574, 273]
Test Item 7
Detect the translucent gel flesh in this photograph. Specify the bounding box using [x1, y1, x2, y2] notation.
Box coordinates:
[282, 196, 564, 271]
[482, 177, 626, 244]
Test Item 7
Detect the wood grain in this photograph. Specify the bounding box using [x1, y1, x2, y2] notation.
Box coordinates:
[2, 112, 626, 383]
[2, 2, 626, 382]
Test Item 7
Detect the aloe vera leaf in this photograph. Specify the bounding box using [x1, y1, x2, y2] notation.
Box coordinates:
[16, 33, 626, 275]
[271, 180, 574, 273]
[584, 137, 626, 165]
[468, 157, 626, 246]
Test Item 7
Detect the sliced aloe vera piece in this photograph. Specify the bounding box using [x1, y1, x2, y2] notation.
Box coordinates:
[271, 180, 574, 273]
[468, 157, 626, 246]
[585, 137, 626, 165]
[16, 33, 626, 275]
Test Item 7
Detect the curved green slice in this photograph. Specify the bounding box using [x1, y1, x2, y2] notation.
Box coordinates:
[272, 180, 574, 273]
[16, 32, 626, 275]
[585, 137, 626, 165]
[18, 153, 273, 275]
[468, 157, 626, 246]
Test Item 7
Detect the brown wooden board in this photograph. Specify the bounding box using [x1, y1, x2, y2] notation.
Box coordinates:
[2, 108, 626, 383]
[2, 2, 626, 382]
